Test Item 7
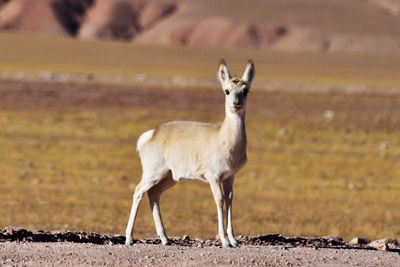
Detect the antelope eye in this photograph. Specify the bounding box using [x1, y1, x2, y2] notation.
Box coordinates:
[243, 88, 249, 96]
[224, 89, 230, 95]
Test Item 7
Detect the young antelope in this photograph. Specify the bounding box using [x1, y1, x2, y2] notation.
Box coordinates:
[125, 60, 255, 248]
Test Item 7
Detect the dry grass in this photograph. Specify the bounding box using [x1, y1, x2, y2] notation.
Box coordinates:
[0, 81, 399, 242]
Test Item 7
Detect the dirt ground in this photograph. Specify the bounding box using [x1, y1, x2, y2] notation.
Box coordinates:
[1, 242, 400, 267]
[0, 227, 400, 266]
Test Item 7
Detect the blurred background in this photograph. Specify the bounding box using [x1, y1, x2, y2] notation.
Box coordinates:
[0, 0, 399, 242]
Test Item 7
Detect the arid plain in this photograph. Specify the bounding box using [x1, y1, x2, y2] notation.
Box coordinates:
[0, 33, 399, 242]
[1, 0, 400, 265]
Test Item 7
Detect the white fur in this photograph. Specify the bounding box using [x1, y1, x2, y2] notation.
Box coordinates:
[136, 129, 154, 151]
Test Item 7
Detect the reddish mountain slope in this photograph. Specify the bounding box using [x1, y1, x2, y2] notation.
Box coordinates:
[0, 0, 400, 54]
[0, 0, 67, 34]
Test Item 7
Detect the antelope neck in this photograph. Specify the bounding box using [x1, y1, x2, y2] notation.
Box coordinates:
[220, 110, 246, 144]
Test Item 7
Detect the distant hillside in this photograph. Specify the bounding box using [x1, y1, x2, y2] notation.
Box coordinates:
[1, 0, 400, 55]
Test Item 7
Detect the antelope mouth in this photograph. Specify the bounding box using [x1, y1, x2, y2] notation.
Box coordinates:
[232, 105, 243, 111]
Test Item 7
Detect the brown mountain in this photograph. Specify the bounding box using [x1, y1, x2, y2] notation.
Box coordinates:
[0, 0, 400, 55]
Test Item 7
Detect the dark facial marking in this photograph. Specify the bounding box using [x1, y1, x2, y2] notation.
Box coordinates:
[232, 77, 240, 83]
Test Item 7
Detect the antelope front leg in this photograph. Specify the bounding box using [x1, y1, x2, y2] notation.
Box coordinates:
[209, 180, 231, 247]
[223, 176, 238, 247]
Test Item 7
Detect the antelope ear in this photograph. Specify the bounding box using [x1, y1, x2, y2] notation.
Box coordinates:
[217, 59, 231, 85]
[242, 60, 255, 85]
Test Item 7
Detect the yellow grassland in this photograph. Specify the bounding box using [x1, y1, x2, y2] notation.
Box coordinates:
[1, 91, 400, 241]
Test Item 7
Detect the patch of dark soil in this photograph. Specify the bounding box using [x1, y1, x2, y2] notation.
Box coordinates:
[239, 234, 347, 248]
[0, 80, 222, 111]
[1, 227, 399, 253]
[0, 227, 125, 245]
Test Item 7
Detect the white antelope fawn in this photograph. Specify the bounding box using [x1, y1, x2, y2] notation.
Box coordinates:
[125, 60, 255, 248]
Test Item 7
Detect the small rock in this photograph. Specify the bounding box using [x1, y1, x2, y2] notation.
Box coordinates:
[379, 142, 388, 158]
[31, 178, 42, 185]
[368, 239, 389, 251]
[322, 236, 343, 242]
[24, 160, 33, 167]
[136, 74, 147, 82]
[379, 142, 388, 151]
[19, 170, 28, 179]
[46, 163, 54, 170]
[37, 71, 54, 80]
[14, 72, 25, 80]
[323, 110, 335, 121]
[349, 237, 370, 246]
[368, 238, 398, 250]
[277, 128, 288, 137]
[182, 235, 190, 241]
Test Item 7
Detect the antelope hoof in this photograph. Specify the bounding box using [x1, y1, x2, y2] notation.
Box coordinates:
[161, 237, 170, 245]
[232, 243, 239, 248]
[224, 243, 232, 248]
[125, 241, 132, 247]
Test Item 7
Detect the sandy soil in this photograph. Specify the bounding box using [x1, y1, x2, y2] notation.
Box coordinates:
[1, 242, 400, 267]
[0, 227, 400, 266]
